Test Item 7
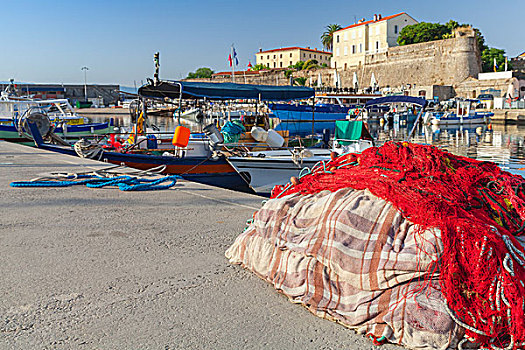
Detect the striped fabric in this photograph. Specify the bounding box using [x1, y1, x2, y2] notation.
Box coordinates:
[226, 188, 464, 349]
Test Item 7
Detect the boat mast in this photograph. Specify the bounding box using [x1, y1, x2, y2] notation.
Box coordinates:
[311, 98, 315, 137]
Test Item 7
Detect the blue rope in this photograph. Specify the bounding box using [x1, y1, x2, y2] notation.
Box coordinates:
[10, 176, 99, 188]
[85, 176, 136, 188]
[118, 175, 181, 191]
[10, 175, 181, 191]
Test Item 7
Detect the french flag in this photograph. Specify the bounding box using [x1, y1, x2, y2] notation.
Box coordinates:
[228, 46, 239, 67]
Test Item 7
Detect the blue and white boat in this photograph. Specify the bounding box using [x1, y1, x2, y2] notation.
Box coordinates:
[269, 103, 357, 136]
[425, 99, 492, 126]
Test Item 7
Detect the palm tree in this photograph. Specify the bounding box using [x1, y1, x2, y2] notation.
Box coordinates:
[321, 24, 342, 52]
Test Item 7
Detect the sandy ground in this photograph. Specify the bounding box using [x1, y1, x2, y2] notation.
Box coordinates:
[0, 141, 400, 349]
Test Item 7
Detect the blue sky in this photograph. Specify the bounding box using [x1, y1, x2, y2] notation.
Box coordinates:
[0, 0, 522, 86]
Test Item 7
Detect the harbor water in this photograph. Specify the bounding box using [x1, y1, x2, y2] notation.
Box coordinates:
[84, 111, 525, 181]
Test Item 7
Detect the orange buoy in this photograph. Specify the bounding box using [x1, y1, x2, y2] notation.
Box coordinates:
[172, 126, 190, 147]
[291, 176, 300, 186]
[347, 154, 357, 163]
[330, 152, 338, 161]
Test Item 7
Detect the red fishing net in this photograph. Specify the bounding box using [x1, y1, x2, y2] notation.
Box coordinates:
[271, 142, 525, 349]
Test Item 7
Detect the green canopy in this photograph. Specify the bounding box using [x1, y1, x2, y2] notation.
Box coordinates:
[334, 120, 373, 145]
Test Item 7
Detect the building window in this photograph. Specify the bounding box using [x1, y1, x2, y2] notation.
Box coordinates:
[314, 54, 316, 58]
[280, 62, 282, 67]
[376, 41, 379, 50]
[394, 25, 398, 34]
[290, 61, 292, 65]
[290, 53, 292, 57]
[344, 46, 348, 55]
[359, 43, 362, 53]
[273, 62, 276, 68]
[280, 54, 282, 58]
[336, 35, 339, 43]
[267, 55, 269, 59]
[274, 54, 276, 59]
[352, 45, 356, 54]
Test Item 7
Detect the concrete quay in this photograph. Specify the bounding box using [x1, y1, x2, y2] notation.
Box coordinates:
[490, 109, 525, 124]
[75, 107, 130, 116]
[0, 141, 398, 349]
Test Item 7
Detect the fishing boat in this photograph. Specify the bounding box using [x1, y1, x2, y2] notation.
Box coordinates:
[269, 103, 353, 136]
[21, 79, 316, 194]
[24, 117, 254, 193]
[227, 120, 374, 196]
[424, 99, 492, 126]
[0, 119, 114, 145]
[227, 95, 427, 196]
[269, 91, 384, 137]
[0, 89, 114, 144]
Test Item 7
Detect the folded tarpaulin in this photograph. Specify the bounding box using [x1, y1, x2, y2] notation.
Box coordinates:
[138, 81, 315, 101]
[334, 120, 373, 145]
[226, 188, 464, 349]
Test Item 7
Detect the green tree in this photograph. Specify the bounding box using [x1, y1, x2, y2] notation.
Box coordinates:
[186, 67, 214, 79]
[481, 48, 509, 72]
[289, 61, 305, 70]
[397, 22, 450, 45]
[293, 77, 307, 86]
[445, 20, 460, 32]
[473, 28, 488, 53]
[250, 64, 268, 71]
[321, 24, 342, 51]
[398, 20, 488, 55]
[302, 59, 319, 71]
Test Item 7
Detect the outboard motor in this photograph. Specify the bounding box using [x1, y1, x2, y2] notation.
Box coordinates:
[17, 107, 53, 139]
[322, 128, 331, 149]
[195, 109, 205, 124]
[203, 123, 224, 151]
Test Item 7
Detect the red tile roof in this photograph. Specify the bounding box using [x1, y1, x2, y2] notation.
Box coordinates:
[257, 47, 332, 55]
[335, 12, 407, 32]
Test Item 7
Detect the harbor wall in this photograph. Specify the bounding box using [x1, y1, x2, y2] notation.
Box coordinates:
[191, 35, 482, 94]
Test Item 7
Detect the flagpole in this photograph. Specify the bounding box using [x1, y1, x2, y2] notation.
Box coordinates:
[231, 45, 235, 83]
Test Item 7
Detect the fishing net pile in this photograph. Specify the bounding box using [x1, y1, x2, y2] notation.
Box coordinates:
[226, 142, 525, 349]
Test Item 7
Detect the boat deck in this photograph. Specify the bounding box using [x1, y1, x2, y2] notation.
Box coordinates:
[0, 141, 400, 349]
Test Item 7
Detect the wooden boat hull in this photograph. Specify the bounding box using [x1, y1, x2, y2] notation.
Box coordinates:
[26, 122, 254, 194]
[0, 121, 114, 145]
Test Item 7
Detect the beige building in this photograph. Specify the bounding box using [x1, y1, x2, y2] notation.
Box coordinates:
[256, 47, 332, 69]
[331, 12, 418, 70]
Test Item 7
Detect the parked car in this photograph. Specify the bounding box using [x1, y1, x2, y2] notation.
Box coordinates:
[477, 93, 494, 100]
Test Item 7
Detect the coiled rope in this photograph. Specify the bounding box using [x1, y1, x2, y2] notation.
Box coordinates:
[10, 174, 181, 191]
[10, 164, 180, 192]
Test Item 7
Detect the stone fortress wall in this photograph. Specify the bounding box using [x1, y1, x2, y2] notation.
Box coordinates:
[189, 32, 484, 99]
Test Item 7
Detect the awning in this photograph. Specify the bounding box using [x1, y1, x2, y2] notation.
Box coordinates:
[138, 80, 315, 101]
[365, 95, 427, 108]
